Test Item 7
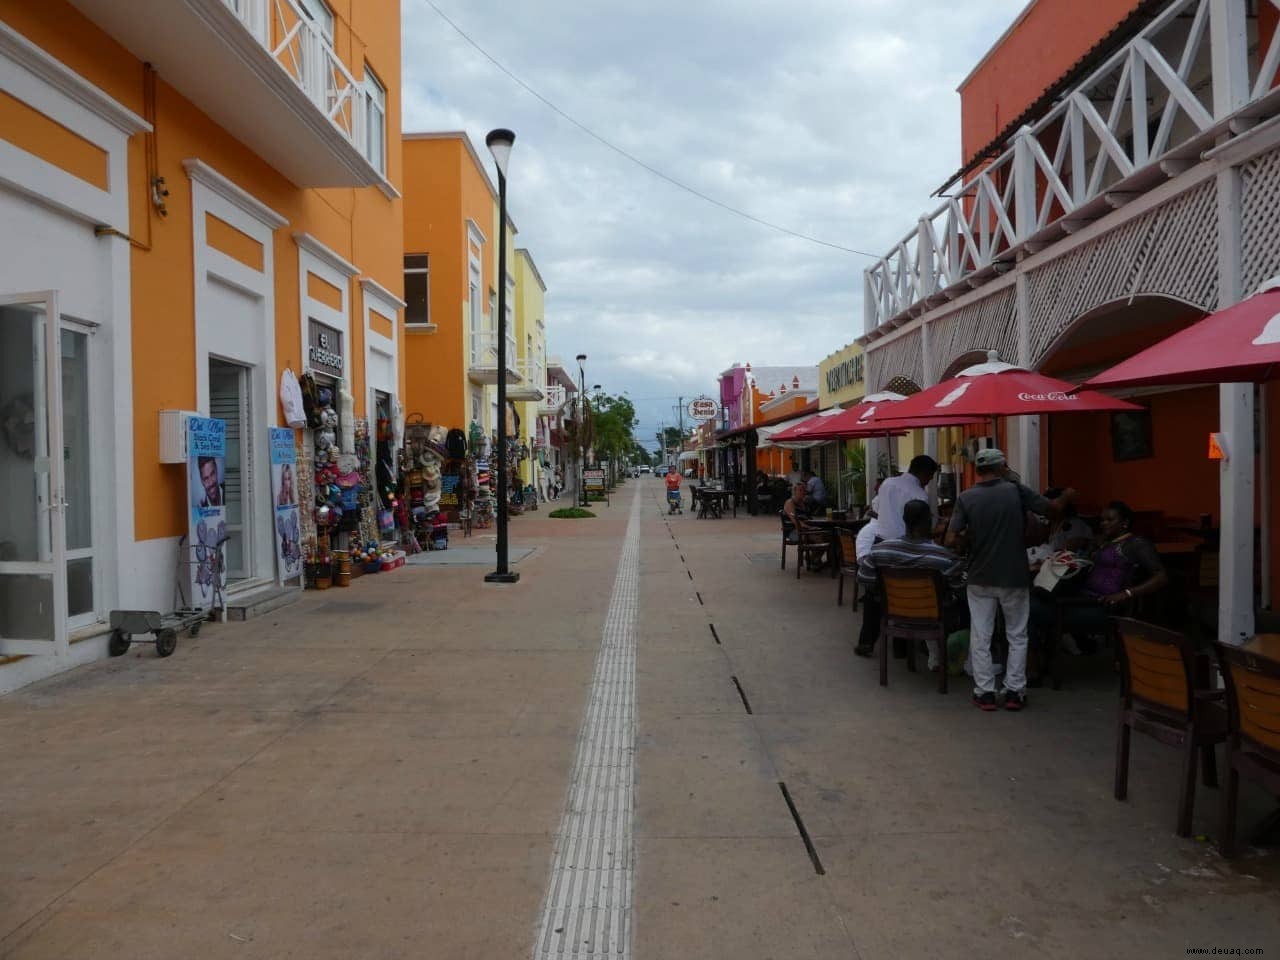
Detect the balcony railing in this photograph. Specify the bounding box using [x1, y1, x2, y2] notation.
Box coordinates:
[540, 384, 568, 414]
[468, 330, 520, 382]
[225, 0, 363, 156]
[863, 0, 1280, 332]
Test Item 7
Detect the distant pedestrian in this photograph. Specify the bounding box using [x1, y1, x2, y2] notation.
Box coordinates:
[946, 448, 1073, 712]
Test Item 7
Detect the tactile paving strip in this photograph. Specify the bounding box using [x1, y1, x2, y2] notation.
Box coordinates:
[532, 489, 640, 959]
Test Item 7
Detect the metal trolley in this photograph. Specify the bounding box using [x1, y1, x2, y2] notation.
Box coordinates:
[107, 534, 226, 658]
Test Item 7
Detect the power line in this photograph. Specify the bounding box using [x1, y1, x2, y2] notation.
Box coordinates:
[419, 0, 880, 259]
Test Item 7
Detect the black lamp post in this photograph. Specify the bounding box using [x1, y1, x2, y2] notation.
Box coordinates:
[485, 128, 519, 585]
[576, 353, 588, 506]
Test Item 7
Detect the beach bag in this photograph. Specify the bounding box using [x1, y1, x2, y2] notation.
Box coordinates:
[1033, 550, 1091, 595]
[279, 368, 306, 429]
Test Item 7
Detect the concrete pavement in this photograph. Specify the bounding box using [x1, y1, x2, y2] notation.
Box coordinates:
[1, 479, 1278, 958]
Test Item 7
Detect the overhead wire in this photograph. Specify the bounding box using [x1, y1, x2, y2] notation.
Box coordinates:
[419, 0, 880, 259]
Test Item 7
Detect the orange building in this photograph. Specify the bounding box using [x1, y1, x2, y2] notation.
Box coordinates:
[0, 0, 404, 690]
[401, 132, 504, 434]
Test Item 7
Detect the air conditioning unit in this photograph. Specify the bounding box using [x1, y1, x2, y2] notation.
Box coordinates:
[158, 409, 200, 464]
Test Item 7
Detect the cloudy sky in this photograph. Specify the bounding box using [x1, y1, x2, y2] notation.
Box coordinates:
[401, 0, 1026, 449]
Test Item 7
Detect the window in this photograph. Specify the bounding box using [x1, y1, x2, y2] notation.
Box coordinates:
[488, 290, 497, 331]
[363, 67, 386, 175]
[298, 0, 334, 42]
[471, 391, 482, 426]
[404, 254, 429, 325]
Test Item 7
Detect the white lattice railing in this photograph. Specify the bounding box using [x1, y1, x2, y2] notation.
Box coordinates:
[468, 329, 519, 371]
[540, 384, 567, 413]
[223, 0, 363, 152]
[864, 0, 1280, 330]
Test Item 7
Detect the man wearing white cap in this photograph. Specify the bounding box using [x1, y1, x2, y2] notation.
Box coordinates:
[946, 448, 1074, 712]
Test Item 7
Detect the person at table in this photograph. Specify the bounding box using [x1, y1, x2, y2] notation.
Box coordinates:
[1029, 500, 1168, 652]
[1027, 487, 1094, 573]
[946, 448, 1075, 712]
[876, 455, 938, 540]
[803, 469, 827, 511]
[856, 500, 965, 667]
[782, 483, 814, 526]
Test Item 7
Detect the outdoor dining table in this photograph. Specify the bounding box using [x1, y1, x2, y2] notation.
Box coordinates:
[697, 489, 737, 519]
[1244, 633, 1280, 659]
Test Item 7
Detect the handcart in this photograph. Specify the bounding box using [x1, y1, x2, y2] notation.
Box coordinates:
[107, 533, 226, 658]
[107, 608, 203, 658]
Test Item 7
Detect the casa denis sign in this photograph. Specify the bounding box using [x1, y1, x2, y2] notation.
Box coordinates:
[686, 397, 720, 421]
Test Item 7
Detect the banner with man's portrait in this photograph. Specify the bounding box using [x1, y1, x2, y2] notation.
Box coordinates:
[269, 426, 302, 581]
[187, 416, 227, 610]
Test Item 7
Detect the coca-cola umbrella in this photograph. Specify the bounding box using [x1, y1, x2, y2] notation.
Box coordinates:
[769, 393, 907, 443]
[876, 352, 1143, 421]
[802, 393, 985, 439]
[1079, 279, 1280, 389]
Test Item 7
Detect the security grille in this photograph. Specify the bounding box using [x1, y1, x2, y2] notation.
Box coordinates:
[1026, 179, 1218, 365]
[866, 329, 923, 393]
[1242, 146, 1280, 295]
[928, 285, 1019, 376]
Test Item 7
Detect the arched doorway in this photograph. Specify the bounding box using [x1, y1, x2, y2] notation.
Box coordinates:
[1036, 296, 1217, 599]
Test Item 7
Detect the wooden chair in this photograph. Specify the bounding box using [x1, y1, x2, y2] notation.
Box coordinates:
[834, 527, 860, 611]
[792, 516, 830, 579]
[877, 567, 948, 694]
[1215, 642, 1280, 857]
[1112, 617, 1225, 838]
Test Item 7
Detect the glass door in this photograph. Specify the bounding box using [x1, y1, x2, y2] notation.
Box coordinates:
[0, 292, 68, 656]
[61, 324, 95, 628]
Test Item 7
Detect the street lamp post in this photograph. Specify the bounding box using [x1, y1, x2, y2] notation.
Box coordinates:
[485, 128, 519, 585]
[576, 354, 588, 505]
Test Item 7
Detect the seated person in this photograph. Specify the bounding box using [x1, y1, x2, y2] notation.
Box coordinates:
[855, 500, 966, 668]
[782, 483, 814, 542]
[1027, 487, 1094, 573]
[1030, 499, 1168, 655]
[802, 469, 827, 510]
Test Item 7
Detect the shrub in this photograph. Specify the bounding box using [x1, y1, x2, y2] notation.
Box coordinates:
[549, 507, 596, 519]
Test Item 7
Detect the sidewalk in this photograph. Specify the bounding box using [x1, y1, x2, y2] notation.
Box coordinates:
[1, 479, 1277, 958]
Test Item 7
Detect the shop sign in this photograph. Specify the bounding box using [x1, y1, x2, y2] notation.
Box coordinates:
[307, 319, 344, 377]
[269, 426, 302, 582]
[186, 416, 228, 610]
[687, 396, 720, 421]
[825, 354, 864, 394]
[583, 468, 606, 491]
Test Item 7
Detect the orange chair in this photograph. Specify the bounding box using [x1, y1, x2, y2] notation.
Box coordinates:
[877, 567, 948, 694]
[1215, 642, 1280, 857]
[1112, 618, 1225, 837]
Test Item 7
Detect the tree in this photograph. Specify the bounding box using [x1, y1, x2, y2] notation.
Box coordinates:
[591, 394, 638, 483]
[654, 425, 683, 459]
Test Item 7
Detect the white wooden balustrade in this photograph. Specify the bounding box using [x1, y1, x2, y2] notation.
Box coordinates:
[863, 0, 1280, 332]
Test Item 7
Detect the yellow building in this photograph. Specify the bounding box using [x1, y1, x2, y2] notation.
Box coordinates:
[511, 248, 548, 492]
[0, 0, 404, 690]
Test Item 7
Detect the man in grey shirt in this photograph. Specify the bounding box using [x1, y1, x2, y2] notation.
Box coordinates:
[946, 448, 1073, 712]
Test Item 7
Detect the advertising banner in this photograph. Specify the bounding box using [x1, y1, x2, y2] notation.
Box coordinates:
[269, 427, 302, 582]
[583, 468, 606, 491]
[439, 474, 460, 510]
[187, 416, 228, 610]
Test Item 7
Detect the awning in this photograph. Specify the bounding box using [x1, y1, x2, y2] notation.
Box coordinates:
[677, 450, 700, 462]
[758, 412, 829, 450]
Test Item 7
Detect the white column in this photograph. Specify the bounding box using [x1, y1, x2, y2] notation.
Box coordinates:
[1217, 161, 1254, 645]
[1010, 271, 1041, 488]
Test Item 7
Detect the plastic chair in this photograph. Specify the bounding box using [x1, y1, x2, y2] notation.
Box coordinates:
[1215, 642, 1280, 857]
[877, 567, 948, 694]
[1112, 617, 1225, 837]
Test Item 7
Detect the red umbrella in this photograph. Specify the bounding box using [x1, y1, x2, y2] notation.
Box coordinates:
[1080, 281, 1280, 389]
[877, 352, 1143, 421]
[770, 393, 984, 442]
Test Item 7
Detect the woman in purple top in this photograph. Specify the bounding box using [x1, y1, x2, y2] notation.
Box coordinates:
[1030, 500, 1169, 660]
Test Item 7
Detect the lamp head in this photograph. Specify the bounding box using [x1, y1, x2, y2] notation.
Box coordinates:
[485, 128, 516, 178]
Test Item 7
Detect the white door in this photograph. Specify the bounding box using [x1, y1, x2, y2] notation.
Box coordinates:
[209, 359, 252, 581]
[0, 292, 68, 656]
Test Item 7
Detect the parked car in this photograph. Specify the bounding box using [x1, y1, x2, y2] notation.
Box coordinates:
[640, 465, 651, 474]
[656, 465, 668, 477]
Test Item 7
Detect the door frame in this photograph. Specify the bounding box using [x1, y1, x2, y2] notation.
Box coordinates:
[0, 290, 69, 657]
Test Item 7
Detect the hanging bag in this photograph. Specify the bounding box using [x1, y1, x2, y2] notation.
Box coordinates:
[280, 368, 307, 429]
